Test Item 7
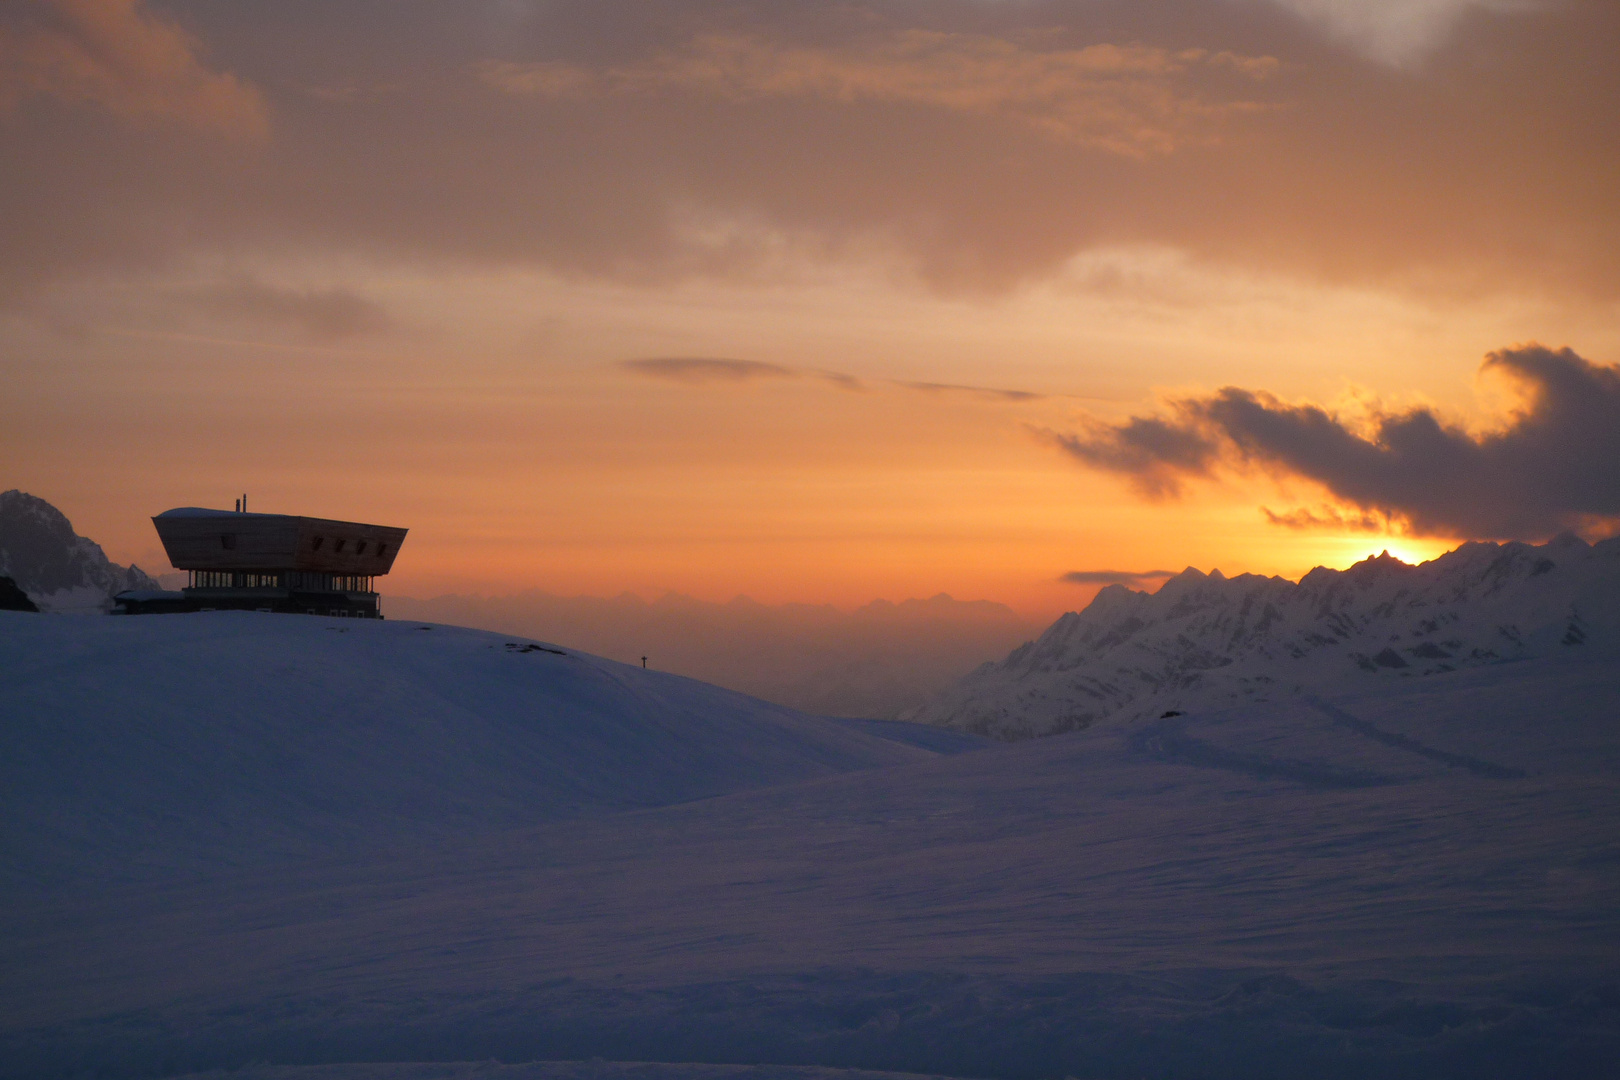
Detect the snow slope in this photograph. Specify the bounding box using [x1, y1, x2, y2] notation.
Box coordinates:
[0, 491, 157, 613]
[0, 612, 978, 884]
[2, 612, 1616, 1079]
[907, 533, 1620, 739]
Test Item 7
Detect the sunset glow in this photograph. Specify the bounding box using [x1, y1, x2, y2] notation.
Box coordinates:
[4, 0, 1618, 620]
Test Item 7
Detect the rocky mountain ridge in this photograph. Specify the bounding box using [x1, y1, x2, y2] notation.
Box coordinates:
[906, 534, 1620, 740]
[0, 490, 157, 612]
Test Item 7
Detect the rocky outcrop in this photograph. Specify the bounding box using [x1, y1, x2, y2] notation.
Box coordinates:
[0, 490, 157, 613]
[0, 575, 39, 612]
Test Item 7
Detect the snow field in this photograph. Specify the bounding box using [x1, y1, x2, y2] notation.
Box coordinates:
[2, 611, 1617, 1078]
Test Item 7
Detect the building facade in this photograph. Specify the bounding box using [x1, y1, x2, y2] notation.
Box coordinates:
[115, 507, 408, 618]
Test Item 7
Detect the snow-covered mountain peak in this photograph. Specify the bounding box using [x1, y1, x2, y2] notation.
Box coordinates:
[0, 490, 157, 612]
[907, 535, 1620, 740]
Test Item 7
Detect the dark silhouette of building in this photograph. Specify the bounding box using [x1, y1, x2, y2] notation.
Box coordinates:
[115, 506, 408, 618]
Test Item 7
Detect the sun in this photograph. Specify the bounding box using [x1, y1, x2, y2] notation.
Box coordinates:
[1363, 539, 1451, 567]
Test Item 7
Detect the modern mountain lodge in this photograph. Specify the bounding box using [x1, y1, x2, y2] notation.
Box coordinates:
[115, 506, 408, 618]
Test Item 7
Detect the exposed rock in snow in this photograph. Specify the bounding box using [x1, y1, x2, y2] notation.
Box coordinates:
[0, 490, 157, 612]
[0, 576, 38, 612]
[906, 534, 1620, 740]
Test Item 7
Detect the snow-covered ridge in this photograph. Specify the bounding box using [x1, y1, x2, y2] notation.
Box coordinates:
[0, 490, 156, 612]
[906, 534, 1620, 740]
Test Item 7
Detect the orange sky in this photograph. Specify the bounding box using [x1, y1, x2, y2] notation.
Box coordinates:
[3, 0, 1617, 621]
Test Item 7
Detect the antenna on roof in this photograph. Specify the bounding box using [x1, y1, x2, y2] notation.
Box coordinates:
[235, 498, 241, 513]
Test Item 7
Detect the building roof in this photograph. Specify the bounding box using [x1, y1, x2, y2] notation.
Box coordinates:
[156, 507, 281, 519]
[152, 508, 408, 575]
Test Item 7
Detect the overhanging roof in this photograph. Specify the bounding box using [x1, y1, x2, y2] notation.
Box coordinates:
[152, 508, 408, 574]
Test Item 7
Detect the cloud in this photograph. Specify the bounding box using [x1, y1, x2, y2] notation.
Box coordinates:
[622, 358, 1054, 401]
[2, 1, 1616, 305]
[0, 0, 267, 137]
[1048, 344, 1620, 539]
[1060, 568, 1177, 585]
[478, 31, 1280, 156]
[1036, 417, 1219, 498]
[180, 277, 391, 338]
[621, 357, 798, 384]
[899, 381, 1045, 403]
[1261, 505, 1390, 531]
[1261, 0, 1523, 66]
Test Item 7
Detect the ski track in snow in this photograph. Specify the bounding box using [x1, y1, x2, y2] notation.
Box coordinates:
[2, 611, 1618, 1079]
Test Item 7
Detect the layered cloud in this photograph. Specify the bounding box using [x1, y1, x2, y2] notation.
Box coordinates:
[1, 1, 1615, 305]
[0, 0, 266, 137]
[478, 31, 1278, 157]
[1048, 345, 1620, 539]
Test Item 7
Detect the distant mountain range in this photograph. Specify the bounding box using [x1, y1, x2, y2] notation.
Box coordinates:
[907, 533, 1620, 740]
[0, 490, 157, 613]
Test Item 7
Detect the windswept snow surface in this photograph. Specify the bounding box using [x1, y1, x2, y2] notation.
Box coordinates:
[0, 613, 971, 884]
[907, 533, 1620, 739]
[2, 612, 1618, 1079]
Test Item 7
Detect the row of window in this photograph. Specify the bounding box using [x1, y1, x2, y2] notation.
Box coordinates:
[189, 571, 375, 592]
[310, 536, 389, 558]
[198, 606, 378, 618]
[214, 534, 390, 559]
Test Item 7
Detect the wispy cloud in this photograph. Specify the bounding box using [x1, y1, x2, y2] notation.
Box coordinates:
[178, 276, 391, 338]
[478, 31, 1280, 156]
[0, 0, 268, 138]
[621, 357, 798, 384]
[1060, 568, 1177, 585]
[622, 357, 1057, 402]
[1046, 344, 1620, 540]
[899, 381, 1045, 403]
[1261, 505, 1391, 532]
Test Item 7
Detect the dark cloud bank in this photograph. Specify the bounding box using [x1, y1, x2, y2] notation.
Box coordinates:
[1051, 345, 1620, 540]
